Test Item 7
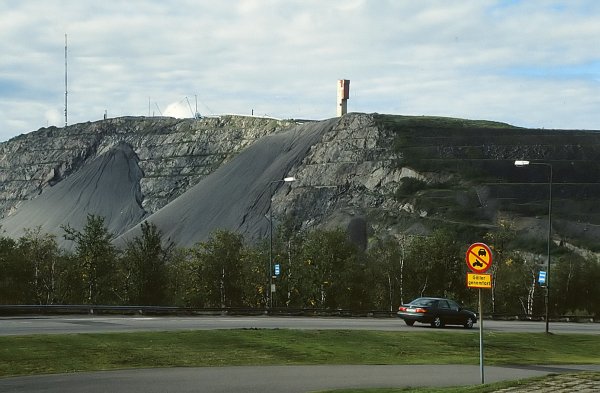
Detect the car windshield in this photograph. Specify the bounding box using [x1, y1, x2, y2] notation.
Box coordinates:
[409, 298, 436, 307]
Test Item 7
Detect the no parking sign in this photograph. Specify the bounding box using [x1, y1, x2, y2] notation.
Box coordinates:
[466, 243, 493, 274]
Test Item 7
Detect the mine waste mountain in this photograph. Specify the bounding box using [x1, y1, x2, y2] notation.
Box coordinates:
[1, 113, 600, 253]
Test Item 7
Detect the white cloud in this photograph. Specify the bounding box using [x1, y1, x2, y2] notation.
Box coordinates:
[1, 0, 599, 141]
[163, 100, 193, 119]
[44, 108, 62, 128]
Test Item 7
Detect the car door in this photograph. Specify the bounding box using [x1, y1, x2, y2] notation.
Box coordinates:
[446, 299, 462, 325]
[436, 300, 454, 324]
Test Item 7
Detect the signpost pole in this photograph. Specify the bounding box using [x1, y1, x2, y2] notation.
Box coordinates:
[466, 243, 491, 386]
[479, 288, 484, 384]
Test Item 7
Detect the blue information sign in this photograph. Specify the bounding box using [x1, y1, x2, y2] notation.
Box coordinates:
[538, 271, 546, 285]
[274, 264, 280, 276]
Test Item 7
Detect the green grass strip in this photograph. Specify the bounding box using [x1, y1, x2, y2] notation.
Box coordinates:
[0, 330, 598, 377]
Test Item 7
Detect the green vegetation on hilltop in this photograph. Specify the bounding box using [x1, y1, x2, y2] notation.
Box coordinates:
[374, 113, 600, 250]
[374, 114, 518, 130]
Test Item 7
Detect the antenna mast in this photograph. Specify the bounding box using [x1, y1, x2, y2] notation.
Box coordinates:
[64, 34, 68, 127]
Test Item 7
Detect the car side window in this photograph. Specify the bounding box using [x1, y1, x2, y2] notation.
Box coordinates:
[448, 300, 460, 311]
[438, 300, 450, 309]
[412, 299, 435, 307]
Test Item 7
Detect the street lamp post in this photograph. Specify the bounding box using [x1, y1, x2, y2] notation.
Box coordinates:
[268, 176, 296, 309]
[514, 160, 553, 334]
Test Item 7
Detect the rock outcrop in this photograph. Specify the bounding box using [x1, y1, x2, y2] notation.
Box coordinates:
[1, 142, 146, 246]
[2, 112, 600, 249]
[0, 115, 293, 218]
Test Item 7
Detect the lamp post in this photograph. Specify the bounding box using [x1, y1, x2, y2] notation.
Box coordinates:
[268, 176, 296, 309]
[514, 160, 553, 334]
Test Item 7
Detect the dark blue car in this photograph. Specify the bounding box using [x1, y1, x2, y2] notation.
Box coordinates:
[397, 297, 477, 328]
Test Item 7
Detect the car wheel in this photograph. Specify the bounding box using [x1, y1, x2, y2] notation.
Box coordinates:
[404, 320, 415, 326]
[431, 316, 444, 328]
[464, 317, 474, 329]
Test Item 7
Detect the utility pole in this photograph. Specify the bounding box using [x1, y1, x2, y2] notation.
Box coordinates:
[64, 34, 68, 127]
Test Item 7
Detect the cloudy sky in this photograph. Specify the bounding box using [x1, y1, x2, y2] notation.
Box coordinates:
[1, 0, 599, 142]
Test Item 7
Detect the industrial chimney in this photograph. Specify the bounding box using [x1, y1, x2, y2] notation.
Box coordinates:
[337, 79, 350, 117]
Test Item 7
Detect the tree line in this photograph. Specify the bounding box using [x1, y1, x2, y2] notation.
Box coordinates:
[1, 214, 598, 317]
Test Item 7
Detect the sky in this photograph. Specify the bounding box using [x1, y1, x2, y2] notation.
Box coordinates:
[1, 0, 599, 142]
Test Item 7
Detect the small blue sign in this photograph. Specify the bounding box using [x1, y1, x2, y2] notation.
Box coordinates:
[274, 264, 280, 276]
[538, 271, 547, 285]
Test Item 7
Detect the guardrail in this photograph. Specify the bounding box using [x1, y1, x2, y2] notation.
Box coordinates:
[0, 305, 596, 322]
[0, 304, 397, 318]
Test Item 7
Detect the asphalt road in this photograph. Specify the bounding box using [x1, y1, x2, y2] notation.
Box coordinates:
[0, 315, 598, 336]
[2, 364, 600, 393]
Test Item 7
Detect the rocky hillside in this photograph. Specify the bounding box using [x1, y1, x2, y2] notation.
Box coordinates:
[0, 116, 293, 218]
[1, 113, 600, 251]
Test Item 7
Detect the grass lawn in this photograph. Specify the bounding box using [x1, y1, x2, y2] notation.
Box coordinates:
[0, 330, 598, 378]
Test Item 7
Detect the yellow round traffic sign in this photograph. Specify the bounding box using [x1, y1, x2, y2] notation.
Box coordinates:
[466, 243, 493, 274]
